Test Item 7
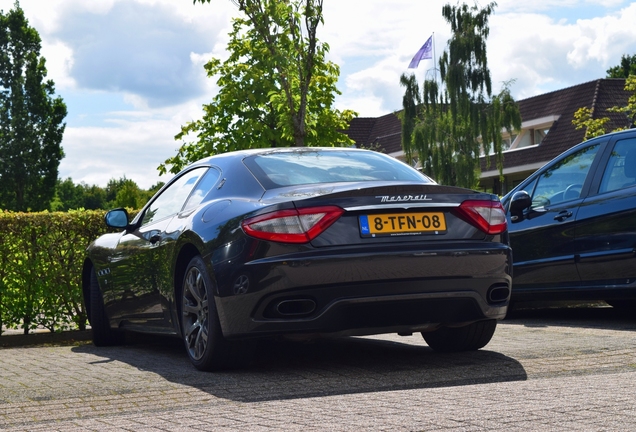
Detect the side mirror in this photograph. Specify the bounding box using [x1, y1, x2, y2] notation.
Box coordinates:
[509, 190, 532, 222]
[105, 208, 130, 229]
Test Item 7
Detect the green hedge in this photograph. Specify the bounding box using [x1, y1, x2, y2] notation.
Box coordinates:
[0, 210, 122, 335]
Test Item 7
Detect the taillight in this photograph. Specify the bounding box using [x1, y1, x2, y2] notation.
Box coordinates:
[241, 206, 344, 243]
[456, 200, 507, 235]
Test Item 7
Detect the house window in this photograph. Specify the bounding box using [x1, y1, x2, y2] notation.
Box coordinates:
[503, 133, 518, 151]
[533, 128, 549, 145]
[516, 131, 534, 149]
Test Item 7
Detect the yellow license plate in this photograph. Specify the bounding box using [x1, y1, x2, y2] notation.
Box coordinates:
[359, 212, 447, 237]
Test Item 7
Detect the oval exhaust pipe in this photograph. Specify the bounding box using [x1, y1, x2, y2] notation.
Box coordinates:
[276, 299, 316, 316]
[488, 284, 510, 303]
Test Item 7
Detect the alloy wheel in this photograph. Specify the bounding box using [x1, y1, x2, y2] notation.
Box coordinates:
[182, 266, 209, 361]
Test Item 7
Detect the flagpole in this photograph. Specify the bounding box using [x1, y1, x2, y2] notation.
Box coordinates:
[432, 32, 437, 83]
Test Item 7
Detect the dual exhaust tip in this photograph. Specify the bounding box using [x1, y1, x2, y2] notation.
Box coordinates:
[271, 285, 510, 318]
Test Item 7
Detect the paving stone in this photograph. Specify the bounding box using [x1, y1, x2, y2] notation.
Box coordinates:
[0, 308, 635, 430]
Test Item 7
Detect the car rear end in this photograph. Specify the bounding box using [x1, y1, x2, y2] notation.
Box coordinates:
[213, 149, 512, 340]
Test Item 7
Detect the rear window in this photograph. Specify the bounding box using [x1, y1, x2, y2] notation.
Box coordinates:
[243, 149, 431, 189]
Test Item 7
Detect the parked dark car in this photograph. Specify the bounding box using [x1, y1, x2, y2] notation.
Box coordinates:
[83, 147, 512, 371]
[502, 129, 636, 307]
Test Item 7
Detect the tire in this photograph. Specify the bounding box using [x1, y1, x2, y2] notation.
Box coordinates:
[89, 267, 125, 346]
[422, 319, 497, 352]
[180, 256, 230, 371]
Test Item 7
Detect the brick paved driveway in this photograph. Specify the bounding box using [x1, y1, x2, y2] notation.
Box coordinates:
[1, 306, 635, 431]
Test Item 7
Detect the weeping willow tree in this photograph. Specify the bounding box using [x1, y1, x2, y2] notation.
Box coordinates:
[399, 73, 421, 165]
[400, 1, 520, 188]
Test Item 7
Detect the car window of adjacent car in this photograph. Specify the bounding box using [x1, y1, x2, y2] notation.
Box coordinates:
[599, 137, 636, 194]
[243, 150, 430, 189]
[530, 143, 601, 208]
[142, 168, 207, 226]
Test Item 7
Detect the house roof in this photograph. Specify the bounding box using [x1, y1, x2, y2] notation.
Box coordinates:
[480, 78, 630, 173]
[346, 112, 403, 155]
[345, 78, 631, 174]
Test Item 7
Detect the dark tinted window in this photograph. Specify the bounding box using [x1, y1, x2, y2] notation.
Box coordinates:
[244, 150, 431, 189]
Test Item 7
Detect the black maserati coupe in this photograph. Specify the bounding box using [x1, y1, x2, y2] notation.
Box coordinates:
[83, 147, 512, 370]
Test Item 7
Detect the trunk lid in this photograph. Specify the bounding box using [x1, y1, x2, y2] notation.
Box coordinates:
[261, 183, 500, 247]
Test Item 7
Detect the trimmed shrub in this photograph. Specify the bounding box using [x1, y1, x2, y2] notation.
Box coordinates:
[0, 210, 131, 335]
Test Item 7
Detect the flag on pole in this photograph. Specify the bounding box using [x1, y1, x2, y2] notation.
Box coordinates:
[408, 35, 433, 69]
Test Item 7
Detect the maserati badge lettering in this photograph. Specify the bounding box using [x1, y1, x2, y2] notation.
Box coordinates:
[376, 195, 433, 203]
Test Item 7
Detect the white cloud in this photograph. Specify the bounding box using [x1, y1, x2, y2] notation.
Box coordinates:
[324, 0, 450, 116]
[566, 4, 636, 67]
[327, 0, 636, 114]
[496, 0, 627, 14]
[57, 91, 216, 188]
[40, 41, 76, 90]
[487, 2, 636, 98]
[61, 117, 180, 189]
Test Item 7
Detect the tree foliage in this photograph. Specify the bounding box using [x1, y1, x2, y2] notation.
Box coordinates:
[572, 106, 610, 140]
[50, 177, 161, 211]
[608, 75, 636, 126]
[399, 73, 421, 166]
[400, 1, 520, 189]
[573, 75, 636, 139]
[0, 2, 67, 211]
[0, 209, 137, 334]
[159, 0, 356, 175]
[606, 54, 636, 78]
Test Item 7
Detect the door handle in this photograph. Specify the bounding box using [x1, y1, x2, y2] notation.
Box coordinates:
[554, 211, 573, 222]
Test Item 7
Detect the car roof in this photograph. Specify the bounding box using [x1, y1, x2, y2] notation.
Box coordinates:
[586, 128, 636, 142]
[197, 146, 369, 161]
[184, 147, 383, 171]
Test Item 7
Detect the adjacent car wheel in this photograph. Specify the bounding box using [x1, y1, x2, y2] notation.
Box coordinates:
[422, 319, 497, 352]
[89, 267, 125, 346]
[181, 256, 230, 371]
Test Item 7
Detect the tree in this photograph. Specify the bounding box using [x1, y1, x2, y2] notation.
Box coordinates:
[573, 75, 636, 139]
[104, 177, 128, 206]
[159, 0, 356, 175]
[104, 176, 148, 209]
[607, 54, 636, 78]
[50, 176, 160, 211]
[399, 73, 421, 166]
[114, 179, 143, 209]
[571, 107, 610, 140]
[147, 181, 165, 196]
[0, 2, 67, 211]
[80, 184, 107, 210]
[400, 2, 520, 188]
[50, 178, 85, 211]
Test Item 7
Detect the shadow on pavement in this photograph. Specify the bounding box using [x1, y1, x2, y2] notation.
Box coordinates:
[72, 334, 527, 402]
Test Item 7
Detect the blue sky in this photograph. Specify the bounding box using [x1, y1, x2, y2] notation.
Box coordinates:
[1, 0, 635, 188]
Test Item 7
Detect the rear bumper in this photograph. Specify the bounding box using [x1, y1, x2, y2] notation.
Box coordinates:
[213, 243, 512, 338]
